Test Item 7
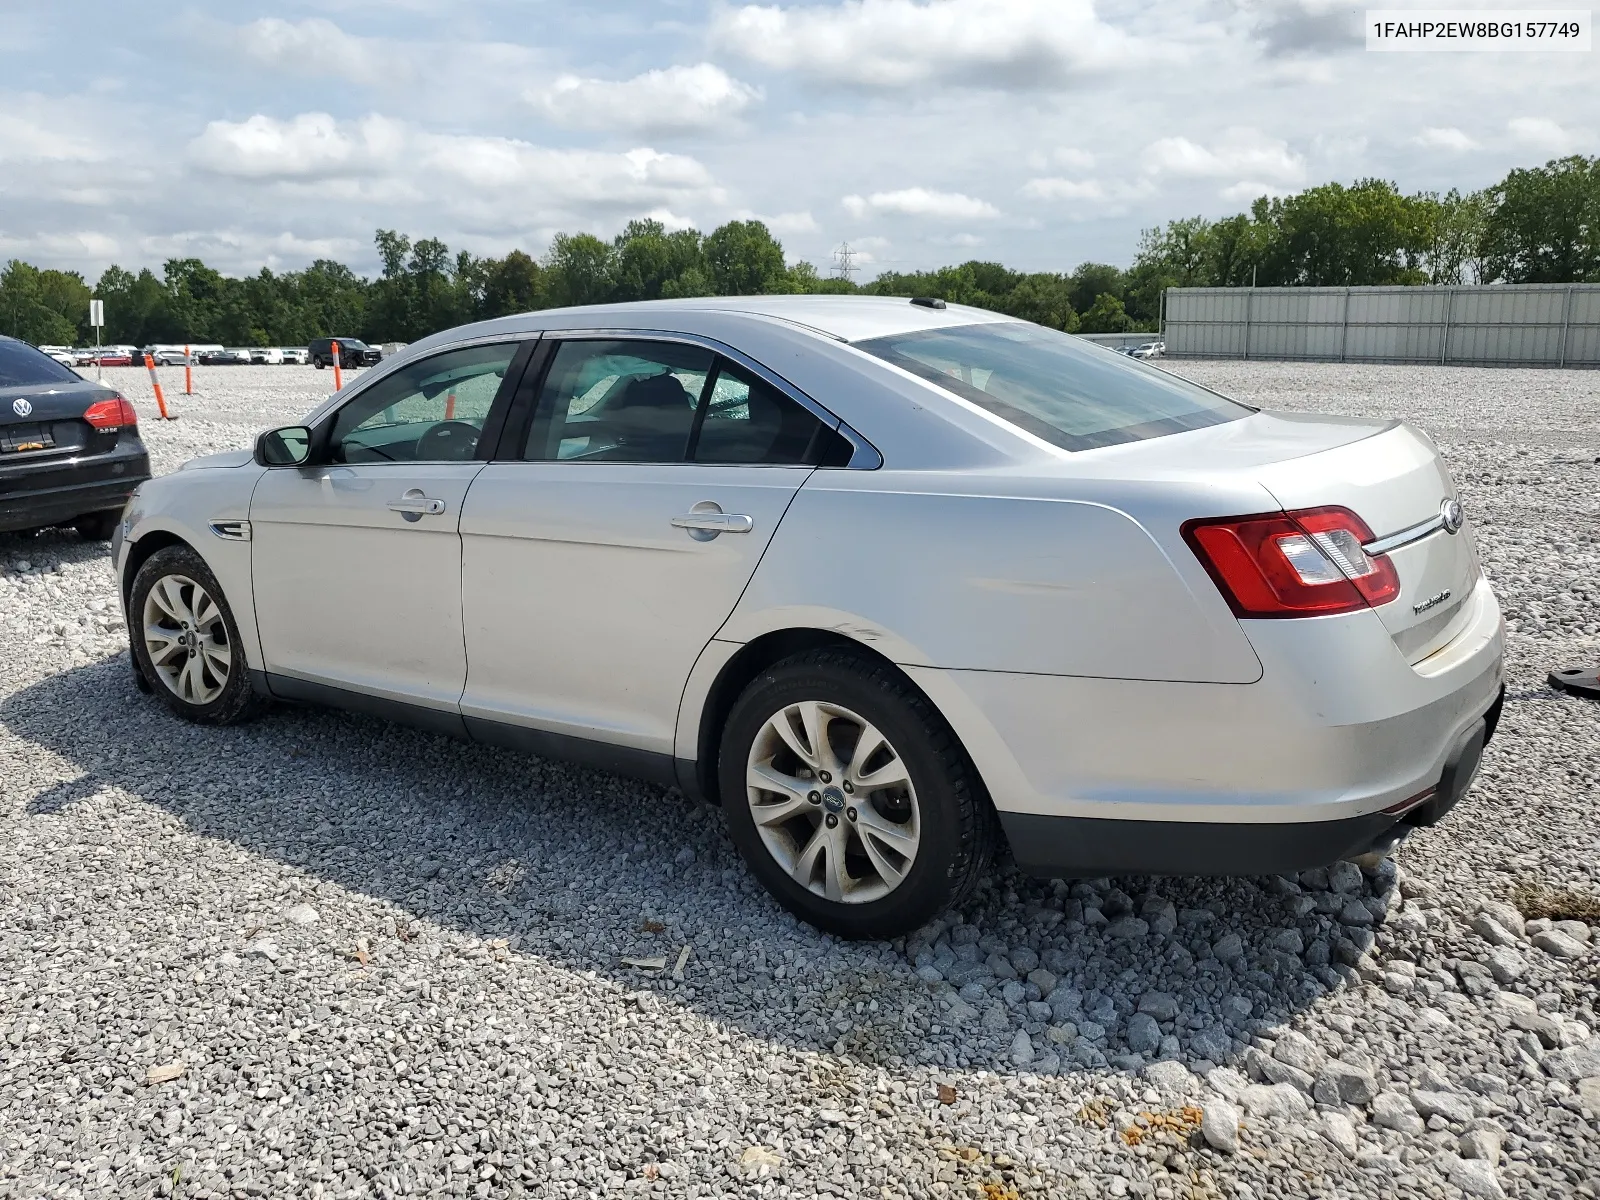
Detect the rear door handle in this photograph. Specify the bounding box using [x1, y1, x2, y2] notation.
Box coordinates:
[671, 511, 754, 537]
[388, 489, 447, 520]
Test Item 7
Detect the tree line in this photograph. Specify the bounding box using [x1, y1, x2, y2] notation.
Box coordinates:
[1, 154, 1595, 348]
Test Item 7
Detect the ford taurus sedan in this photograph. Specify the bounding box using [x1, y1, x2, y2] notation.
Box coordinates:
[112, 297, 1504, 937]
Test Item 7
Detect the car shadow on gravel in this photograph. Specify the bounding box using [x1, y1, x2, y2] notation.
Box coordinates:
[6, 657, 1393, 1084]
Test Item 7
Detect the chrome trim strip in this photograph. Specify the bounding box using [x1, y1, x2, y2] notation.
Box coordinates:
[1363, 513, 1446, 557]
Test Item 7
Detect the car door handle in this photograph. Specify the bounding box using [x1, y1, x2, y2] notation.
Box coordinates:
[671, 512, 754, 534]
[387, 491, 447, 517]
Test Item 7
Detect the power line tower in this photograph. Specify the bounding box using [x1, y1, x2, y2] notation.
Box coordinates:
[831, 242, 858, 282]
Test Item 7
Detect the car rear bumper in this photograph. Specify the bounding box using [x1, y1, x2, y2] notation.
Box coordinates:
[995, 691, 1499, 876]
[0, 443, 150, 533]
[906, 575, 1504, 877]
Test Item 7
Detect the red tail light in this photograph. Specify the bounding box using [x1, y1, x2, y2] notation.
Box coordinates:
[83, 395, 139, 430]
[1183, 506, 1400, 618]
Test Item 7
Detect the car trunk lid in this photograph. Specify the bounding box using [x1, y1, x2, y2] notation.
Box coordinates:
[1254, 421, 1478, 663]
[0, 381, 122, 469]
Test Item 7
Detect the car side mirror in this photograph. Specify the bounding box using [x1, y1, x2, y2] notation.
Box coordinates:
[256, 425, 313, 467]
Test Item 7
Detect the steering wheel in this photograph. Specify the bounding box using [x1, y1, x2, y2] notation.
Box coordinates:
[414, 420, 480, 462]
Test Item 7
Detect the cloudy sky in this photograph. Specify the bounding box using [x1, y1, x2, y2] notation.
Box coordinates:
[1, 0, 1594, 281]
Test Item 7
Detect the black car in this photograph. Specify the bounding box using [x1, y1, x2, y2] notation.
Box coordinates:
[0, 336, 151, 540]
[307, 337, 382, 369]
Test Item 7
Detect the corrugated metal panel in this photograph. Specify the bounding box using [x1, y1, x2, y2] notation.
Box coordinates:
[1163, 284, 1600, 367]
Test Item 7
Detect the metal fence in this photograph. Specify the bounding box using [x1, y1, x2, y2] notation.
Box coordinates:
[1164, 284, 1600, 367]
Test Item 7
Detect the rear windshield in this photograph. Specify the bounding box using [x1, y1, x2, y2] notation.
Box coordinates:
[0, 339, 80, 388]
[856, 322, 1250, 452]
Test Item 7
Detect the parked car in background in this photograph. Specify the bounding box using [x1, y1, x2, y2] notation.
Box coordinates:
[1131, 341, 1166, 359]
[198, 348, 252, 366]
[249, 347, 286, 365]
[281, 348, 309, 365]
[1, 336, 150, 540]
[308, 337, 382, 369]
[41, 347, 79, 369]
[112, 296, 1503, 938]
[378, 342, 409, 358]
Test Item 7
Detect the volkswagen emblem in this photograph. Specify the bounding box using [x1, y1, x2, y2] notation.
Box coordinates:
[11, 398, 31, 417]
[1440, 498, 1465, 535]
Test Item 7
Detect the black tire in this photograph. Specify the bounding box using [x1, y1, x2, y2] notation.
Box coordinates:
[313, 356, 326, 369]
[129, 544, 266, 725]
[73, 510, 120, 541]
[719, 649, 997, 939]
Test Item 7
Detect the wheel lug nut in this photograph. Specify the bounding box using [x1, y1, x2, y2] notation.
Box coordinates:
[842, 781, 854, 794]
[825, 813, 839, 828]
[818, 771, 831, 783]
[808, 791, 821, 804]
[846, 808, 857, 822]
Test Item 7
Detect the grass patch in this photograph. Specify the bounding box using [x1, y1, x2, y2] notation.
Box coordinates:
[1512, 880, 1600, 924]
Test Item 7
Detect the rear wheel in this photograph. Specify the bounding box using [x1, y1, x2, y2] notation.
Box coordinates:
[313, 356, 326, 369]
[129, 544, 264, 725]
[73, 511, 120, 541]
[719, 649, 996, 939]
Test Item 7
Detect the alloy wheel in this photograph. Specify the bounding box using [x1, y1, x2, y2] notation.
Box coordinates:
[745, 700, 921, 904]
[141, 574, 231, 706]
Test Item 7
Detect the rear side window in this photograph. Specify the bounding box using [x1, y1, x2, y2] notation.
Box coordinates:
[691, 360, 830, 465]
[856, 322, 1250, 452]
[0, 339, 79, 387]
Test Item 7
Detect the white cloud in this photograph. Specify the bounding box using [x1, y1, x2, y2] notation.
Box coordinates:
[842, 187, 1000, 220]
[763, 211, 821, 234]
[531, 64, 761, 135]
[1507, 117, 1587, 154]
[188, 113, 407, 179]
[1020, 178, 1105, 201]
[1141, 128, 1306, 189]
[1219, 180, 1295, 203]
[1414, 127, 1476, 152]
[228, 17, 397, 86]
[711, 0, 1161, 89]
[187, 112, 726, 222]
[0, 97, 104, 163]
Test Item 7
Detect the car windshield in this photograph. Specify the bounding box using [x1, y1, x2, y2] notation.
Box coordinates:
[0, 338, 80, 387]
[856, 322, 1250, 452]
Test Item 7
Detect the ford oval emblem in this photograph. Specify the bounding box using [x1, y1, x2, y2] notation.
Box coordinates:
[11, 398, 31, 417]
[1440, 498, 1465, 535]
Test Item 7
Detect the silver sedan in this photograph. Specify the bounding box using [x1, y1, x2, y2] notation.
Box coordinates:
[113, 297, 1504, 937]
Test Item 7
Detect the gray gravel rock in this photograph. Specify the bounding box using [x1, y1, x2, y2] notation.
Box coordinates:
[1201, 1099, 1240, 1153]
[1372, 1091, 1425, 1134]
[1322, 1111, 1359, 1157]
[1239, 1082, 1310, 1119]
[1532, 928, 1589, 958]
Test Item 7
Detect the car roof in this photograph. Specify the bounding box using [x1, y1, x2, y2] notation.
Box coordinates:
[510, 295, 1017, 344]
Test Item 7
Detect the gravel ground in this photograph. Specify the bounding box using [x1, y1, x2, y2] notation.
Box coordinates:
[2, 361, 1598, 1200]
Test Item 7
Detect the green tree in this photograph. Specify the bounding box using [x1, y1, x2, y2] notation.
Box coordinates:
[703, 220, 787, 295]
[1480, 155, 1600, 283]
[612, 220, 705, 301]
[1077, 292, 1135, 333]
[545, 233, 616, 307]
[0, 261, 86, 344]
[479, 250, 544, 317]
[1066, 263, 1125, 316]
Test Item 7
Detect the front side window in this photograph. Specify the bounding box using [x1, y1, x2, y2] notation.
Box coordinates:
[329, 342, 518, 463]
[525, 340, 714, 463]
[856, 322, 1251, 452]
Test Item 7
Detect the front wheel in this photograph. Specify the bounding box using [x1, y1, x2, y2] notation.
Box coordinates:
[129, 544, 265, 725]
[312, 356, 326, 369]
[719, 649, 996, 939]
